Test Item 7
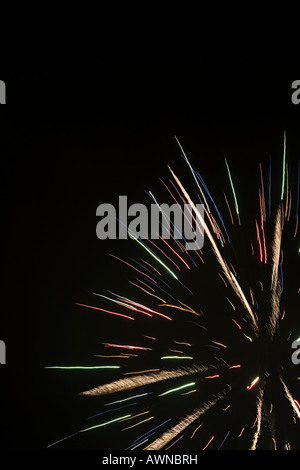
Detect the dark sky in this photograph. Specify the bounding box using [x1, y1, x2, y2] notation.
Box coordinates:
[0, 48, 299, 454]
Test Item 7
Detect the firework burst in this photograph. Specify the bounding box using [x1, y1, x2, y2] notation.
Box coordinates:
[47, 131, 299, 450]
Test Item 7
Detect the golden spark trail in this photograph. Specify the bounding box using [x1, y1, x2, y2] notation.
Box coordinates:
[249, 386, 264, 450]
[169, 167, 259, 335]
[80, 365, 218, 397]
[144, 387, 230, 450]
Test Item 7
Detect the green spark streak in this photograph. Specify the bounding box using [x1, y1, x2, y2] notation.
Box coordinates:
[159, 382, 196, 396]
[280, 130, 286, 201]
[134, 236, 178, 280]
[161, 356, 193, 360]
[45, 366, 120, 370]
[225, 158, 239, 215]
[80, 414, 131, 433]
[47, 414, 131, 447]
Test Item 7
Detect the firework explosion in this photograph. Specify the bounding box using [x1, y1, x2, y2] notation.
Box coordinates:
[47, 132, 299, 450]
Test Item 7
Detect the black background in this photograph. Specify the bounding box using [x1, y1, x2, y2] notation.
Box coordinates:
[0, 47, 299, 454]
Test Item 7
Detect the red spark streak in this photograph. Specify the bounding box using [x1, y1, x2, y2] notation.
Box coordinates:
[102, 343, 152, 351]
[75, 303, 135, 321]
[202, 435, 214, 450]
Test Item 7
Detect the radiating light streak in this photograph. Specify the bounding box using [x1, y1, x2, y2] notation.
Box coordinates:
[160, 356, 193, 360]
[249, 387, 264, 450]
[133, 237, 178, 280]
[280, 130, 286, 201]
[222, 405, 231, 411]
[190, 423, 202, 439]
[212, 341, 227, 348]
[109, 254, 157, 283]
[181, 389, 197, 396]
[229, 364, 241, 369]
[165, 434, 184, 450]
[105, 392, 152, 406]
[81, 415, 132, 433]
[119, 410, 150, 422]
[169, 167, 259, 334]
[175, 135, 211, 212]
[269, 205, 283, 337]
[47, 414, 131, 448]
[87, 402, 137, 420]
[159, 382, 196, 396]
[196, 171, 231, 243]
[113, 294, 172, 321]
[90, 292, 153, 317]
[204, 374, 220, 379]
[159, 302, 202, 317]
[158, 234, 191, 270]
[94, 355, 132, 359]
[202, 435, 214, 450]
[140, 277, 176, 303]
[81, 366, 210, 396]
[123, 369, 160, 376]
[141, 258, 162, 276]
[232, 318, 242, 330]
[255, 219, 263, 263]
[280, 375, 300, 419]
[259, 188, 267, 263]
[128, 437, 150, 451]
[45, 365, 120, 370]
[121, 416, 154, 431]
[102, 343, 152, 351]
[147, 238, 181, 271]
[167, 177, 205, 249]
[224, 192, 234, 225]
[75, 302, 135, 321]
[247, 376, 260, 390]
[144, 387, 230, 450]
[225, 158, 240, 224]
[173, 340, 192, 347]
[133, 418, 172, 445]
[259, 163, 266, 222]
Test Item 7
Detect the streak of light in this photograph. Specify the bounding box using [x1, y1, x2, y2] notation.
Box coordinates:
[109, 254, 157, 283]
[173, 340, 192, 347]
[105, 392, 152, 406]
[249, 387, 264, 450]
[247, 376, 260, 390]
[280, 130, 286, 201]
[119, 410, 150, 422]
[75, 302, 135, 321]
[47, 414, 131, 448]
[218, 431, 230, 450]
[81, 366, 211, 396]
[169, 167, 259, 334]
[203, 435, 214, 450]
[121, 416, 154, 431]
[144, 387, 230, 450]
[232, 318, 242, 330]
[165, 434, 184, 450]
[190, 423, 202, 439]
[159, 382, 196, 396]
[45, 365, 120, 370]
[161, 356, 193, 360]
[123, 369, 160, 376]
[102, 343, 152, 351]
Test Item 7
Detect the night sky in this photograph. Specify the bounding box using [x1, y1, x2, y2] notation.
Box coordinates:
[1, 47, 299, 455]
